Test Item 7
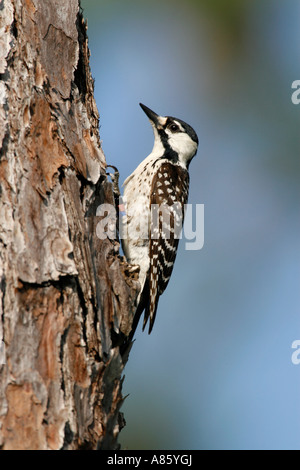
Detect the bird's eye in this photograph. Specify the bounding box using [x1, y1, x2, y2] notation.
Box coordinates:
[169, 123, 179, 132]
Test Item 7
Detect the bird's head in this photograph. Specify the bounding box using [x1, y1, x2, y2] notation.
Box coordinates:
[140, 103, 198, 169]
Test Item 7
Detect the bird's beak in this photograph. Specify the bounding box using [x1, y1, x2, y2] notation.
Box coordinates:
[139, 103, 162, 127]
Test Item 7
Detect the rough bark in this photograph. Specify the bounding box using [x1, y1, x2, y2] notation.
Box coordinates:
[0, 0, 139, 450]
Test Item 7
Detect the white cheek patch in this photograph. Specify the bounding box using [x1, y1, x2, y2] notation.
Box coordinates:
[168, 133, 198, 166]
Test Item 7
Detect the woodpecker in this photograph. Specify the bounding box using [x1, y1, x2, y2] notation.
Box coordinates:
[121, 103, 198, 334]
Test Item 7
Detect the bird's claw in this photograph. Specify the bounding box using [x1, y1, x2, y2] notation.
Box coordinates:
[107, 165, 120, 197]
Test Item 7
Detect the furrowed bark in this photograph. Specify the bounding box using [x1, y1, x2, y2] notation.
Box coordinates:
[0, 0, 139, 450]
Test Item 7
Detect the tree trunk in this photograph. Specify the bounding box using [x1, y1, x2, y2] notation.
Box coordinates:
[0, 0, 139, 450]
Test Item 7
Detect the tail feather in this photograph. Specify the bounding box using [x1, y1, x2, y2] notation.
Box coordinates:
[129, 276, 161, 339]
[142, 295, 159, 334]
[128, 277, 149, 342]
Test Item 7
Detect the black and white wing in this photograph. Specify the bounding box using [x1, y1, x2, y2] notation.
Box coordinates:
[143, 161, 190, 333]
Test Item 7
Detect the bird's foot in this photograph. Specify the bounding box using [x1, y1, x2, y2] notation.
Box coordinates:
[106, 165, 120, 197]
